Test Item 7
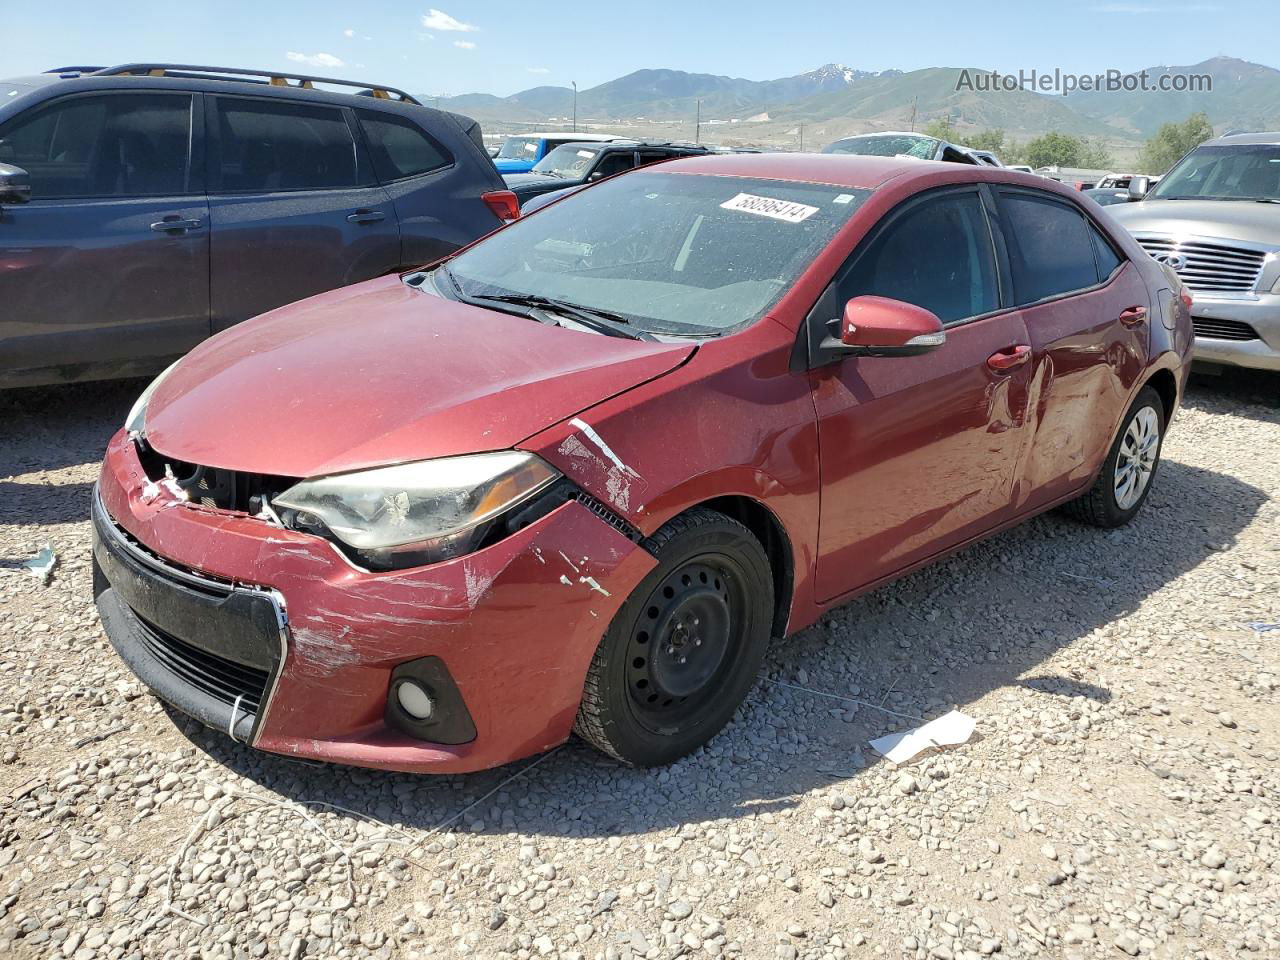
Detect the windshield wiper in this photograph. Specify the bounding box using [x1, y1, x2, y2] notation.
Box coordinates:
[472, 293, 655, 340]
[536, 169, 565, 179]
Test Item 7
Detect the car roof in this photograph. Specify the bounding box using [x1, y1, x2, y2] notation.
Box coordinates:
[510, 132, 618, 141]
[1207, 131, 1280, 146]
[655, 152, 1071, 192]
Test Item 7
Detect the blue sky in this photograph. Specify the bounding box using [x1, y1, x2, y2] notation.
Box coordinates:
[7, 0, 1275, 97]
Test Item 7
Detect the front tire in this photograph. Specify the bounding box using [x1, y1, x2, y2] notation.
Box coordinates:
[574, 508, 773, 766]
[1064, 385, 1165, 528]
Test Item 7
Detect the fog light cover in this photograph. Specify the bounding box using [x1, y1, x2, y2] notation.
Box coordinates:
[385, 656, 476, 744]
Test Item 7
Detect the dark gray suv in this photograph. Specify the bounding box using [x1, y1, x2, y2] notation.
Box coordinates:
[0, 64, 515, 388]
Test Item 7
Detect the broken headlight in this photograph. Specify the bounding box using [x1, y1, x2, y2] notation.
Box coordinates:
[272, 452, 560, 569]
[124, 361, 181, 437]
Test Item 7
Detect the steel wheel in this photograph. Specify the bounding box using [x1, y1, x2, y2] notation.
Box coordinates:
[1114, 405, 1160, 510]
[625, 558, 744, 734]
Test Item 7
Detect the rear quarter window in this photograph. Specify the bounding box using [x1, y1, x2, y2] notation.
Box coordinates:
[358, 110, 452, 182]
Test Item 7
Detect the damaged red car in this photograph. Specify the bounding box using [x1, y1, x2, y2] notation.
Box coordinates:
[93, 154, 1192, 772]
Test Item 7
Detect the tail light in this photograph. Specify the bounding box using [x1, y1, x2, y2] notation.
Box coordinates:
[482, 190, 520, 222]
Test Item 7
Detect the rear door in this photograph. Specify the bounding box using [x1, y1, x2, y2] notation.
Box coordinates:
[206, 95, 400, 333]
[811, 186, 1033, 601]
[0, 91, 208, 381]
[992, 188, 1151, 508]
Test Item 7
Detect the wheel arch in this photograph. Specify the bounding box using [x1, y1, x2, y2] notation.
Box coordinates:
[1144, 367, 1179, 425]
[678, 495, 794, 639]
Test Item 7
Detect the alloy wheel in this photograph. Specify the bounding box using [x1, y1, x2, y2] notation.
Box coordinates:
[1114, 405, 1160, 510]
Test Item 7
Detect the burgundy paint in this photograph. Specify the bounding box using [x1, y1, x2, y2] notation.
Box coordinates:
[841, 296, 944, 348]
[100, 155, 1192, 773]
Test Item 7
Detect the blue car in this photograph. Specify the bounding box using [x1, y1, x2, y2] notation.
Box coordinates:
[492, 132, 620, 174]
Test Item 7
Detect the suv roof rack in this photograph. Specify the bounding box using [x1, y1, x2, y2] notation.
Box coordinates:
[85, 63, 421, 105]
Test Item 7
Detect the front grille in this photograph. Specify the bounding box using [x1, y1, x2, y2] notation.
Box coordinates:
[1134, 235, 1267, 294]
[133, 611, 270, 714]
[137, 443, 296, 513]
[1193, 317, 1261, 341]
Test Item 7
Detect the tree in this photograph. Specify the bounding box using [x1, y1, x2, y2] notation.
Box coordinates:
[1138, 112, 1214, 174]
[1078, 138, 1114, 169]
[964, 129, 1005, 153]
[922, 118, 957, 141]
[1023, 131, 1085, 168]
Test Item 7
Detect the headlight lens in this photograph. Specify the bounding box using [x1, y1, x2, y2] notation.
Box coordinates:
[124, 361, 180, 436]
[272, 452, 560, 568]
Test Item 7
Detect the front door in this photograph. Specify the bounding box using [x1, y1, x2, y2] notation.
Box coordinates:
[206, 95, 400, 333]
[812, 187, 1033, 601]
[0, 91, 209, 382]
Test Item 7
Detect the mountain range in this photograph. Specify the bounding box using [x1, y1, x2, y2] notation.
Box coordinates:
[431, 57, 1280, 144]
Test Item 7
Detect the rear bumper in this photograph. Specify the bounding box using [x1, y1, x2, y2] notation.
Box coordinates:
[1191, 295, 1280, 371]
[94, 429, 656, 773]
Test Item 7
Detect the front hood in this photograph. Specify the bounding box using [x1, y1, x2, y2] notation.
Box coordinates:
[144, 275, 694, 478]
[503, 172, 568, 190]
[1108, 199, 1280, 247]
[493, 157, 534, 173]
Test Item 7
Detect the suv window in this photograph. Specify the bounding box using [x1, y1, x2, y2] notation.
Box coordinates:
[594, 151, 636, 178]
[214, 98, 365, 193]
[0, 93, 193, 199]
[358, 110, 451, 182]
[838, 191, 999, 325]
[1001, 192, 1100, 304]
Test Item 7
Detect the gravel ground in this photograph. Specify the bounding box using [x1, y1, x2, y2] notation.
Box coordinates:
[1, 370, 1277, 960]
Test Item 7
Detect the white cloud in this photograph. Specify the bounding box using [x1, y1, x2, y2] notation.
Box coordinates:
[453, 40, 477, 50]
[422, 8, 477, 32]
[527, 67, 551, 74]
[343, 28, 355, 37]
[286, 51, 345, 68]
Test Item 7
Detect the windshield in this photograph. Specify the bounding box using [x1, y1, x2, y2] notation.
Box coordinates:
[824, 134, 939, 160]
[1150, 144, 1280, 202]
[497, 137, 541, 160]
[532, 143, 602, 178]
[446, 171, 868, 336]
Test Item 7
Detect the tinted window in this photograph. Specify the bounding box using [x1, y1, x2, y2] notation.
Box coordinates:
[1091, 225, 1122, 281]
[214, 99, 362, 192]
[359, 110, 450, 181]
[839, 191, 998, 325]
[594, 151, 636, 177]
[0, 93, 192, 199]
[1002, 193, 1099, 303]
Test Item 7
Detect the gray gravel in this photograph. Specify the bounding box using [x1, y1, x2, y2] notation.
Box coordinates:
[1, 370, 1277, 960]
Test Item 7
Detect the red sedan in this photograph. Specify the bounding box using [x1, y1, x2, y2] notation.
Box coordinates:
[93, 154, 1192, 772]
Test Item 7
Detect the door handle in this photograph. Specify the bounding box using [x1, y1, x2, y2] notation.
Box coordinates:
[987, 344, 1031, 372]
[346, 210, 386, 224]
[150, 217, 203, 232]
[1119, 305, 1147, 326]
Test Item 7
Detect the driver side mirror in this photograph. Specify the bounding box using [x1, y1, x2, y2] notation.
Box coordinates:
[1127, 176, 1151, 201]
[833, 296, 946, 357]
[0, 163, 31, 205]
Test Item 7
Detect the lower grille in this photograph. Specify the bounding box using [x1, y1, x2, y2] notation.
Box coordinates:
[1193, 317, 1260, 342]
[133, 612, 269, 714]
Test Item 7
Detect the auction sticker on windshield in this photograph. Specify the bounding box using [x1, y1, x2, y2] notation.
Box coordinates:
[720, 193, 819, 223]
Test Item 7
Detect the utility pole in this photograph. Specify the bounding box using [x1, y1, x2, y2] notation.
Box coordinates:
[909, 96, 917, 132]
[799, 124, 804, 152]
[572, 81, 577, 132]
[695, 99, 701, 144]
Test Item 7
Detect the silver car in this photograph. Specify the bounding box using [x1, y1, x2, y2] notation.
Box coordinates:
[1108, 132, 1280, 372]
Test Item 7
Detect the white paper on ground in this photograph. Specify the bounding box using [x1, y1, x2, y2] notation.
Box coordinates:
[869, 709, 976, 765]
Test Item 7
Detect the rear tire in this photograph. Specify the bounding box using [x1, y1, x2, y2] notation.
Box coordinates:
[1063, 386, 1165, 528]
[574, 508, 773, 766]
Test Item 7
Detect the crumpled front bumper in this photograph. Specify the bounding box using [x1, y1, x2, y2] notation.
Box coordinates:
[93, 429, 655, 773]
